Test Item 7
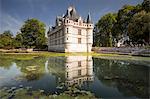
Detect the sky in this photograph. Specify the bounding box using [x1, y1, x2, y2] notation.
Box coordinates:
[0, 0, 143, 35]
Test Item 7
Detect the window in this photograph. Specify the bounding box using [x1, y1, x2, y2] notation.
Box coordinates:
[55, 40, 57, 45]
[62, 38, 64, 44]
[61, 31, 63, 36]
[58, 32, 59, 37]
[78, 70, 81, 76]
[58, 40, 59, 45]
[79, 21, 82, 26]
[78, 61, 81, 67]
[66, 72, 68, 78]
[56, 33, 58, 38]
[78, 38, 81, 44]
[55, 33, 56, 38]
[67, 28, 68, 33]
[78, 29, 81, 35]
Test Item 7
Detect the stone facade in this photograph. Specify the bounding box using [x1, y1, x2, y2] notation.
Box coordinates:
[47, 6, 93, 52]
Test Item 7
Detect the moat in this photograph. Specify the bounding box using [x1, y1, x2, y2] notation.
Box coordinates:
[0, 55, 149, 98]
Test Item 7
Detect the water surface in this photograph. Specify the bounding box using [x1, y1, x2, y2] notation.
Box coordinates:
[0, 56, 149, 98]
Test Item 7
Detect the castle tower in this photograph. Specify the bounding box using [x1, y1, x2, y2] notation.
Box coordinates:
[47, 6, 94, 52]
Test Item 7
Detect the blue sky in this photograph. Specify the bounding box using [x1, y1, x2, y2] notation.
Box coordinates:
[0, 0, 143, 35]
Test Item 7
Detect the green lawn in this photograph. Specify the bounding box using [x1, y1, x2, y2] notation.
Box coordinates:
[0, 51, 150, 62]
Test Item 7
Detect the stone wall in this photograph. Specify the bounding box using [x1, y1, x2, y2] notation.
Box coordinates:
[92, 47, 150, 57]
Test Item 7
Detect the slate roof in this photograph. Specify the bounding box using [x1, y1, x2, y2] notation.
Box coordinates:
[64, 6, 80, 21]
[87, 12, 92, 23]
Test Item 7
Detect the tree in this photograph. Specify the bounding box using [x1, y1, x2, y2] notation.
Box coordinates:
[95, 13, 117, 47]
[0, 30, 14, 49]
[13, 32, 23, 48]
[112, 5, 135, 40]
[94, 0, 149, 47]
[128, 11, 150, 44]
[142, 0, 150, 12]
[20, 18, 46, 48]
[2, 30, 13, 37]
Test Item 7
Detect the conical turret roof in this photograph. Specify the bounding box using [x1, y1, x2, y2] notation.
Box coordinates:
[64, 6, 80, 21]
[87, 12, 92, 23]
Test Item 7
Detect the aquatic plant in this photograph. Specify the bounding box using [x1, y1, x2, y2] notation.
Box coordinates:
[0, 85, 96, 99]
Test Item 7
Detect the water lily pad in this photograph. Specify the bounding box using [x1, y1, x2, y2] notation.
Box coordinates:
[26, 66, 38, 71]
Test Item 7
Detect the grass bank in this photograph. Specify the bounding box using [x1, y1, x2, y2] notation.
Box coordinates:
[0, 51, 150, 62]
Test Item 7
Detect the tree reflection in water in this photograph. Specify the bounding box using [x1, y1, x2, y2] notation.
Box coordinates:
[93, 58, 149, 98]
[0, 55, 149, 98]
[15, 57, 47, 81]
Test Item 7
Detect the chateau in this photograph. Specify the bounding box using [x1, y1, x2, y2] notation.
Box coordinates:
[47, 6, 93, 52]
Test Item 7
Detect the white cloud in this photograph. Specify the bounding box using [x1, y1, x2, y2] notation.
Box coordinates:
[0, 13, 23, 35]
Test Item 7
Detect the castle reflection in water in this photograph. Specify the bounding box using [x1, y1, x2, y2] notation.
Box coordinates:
[65, 56, 93, 85]
[47, 56, 94, 86]
[0, 55, 149, 98]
